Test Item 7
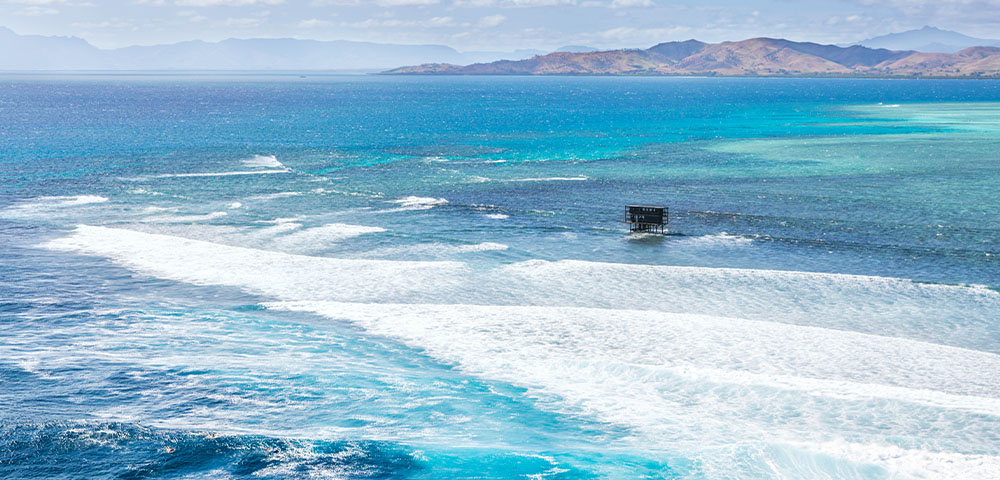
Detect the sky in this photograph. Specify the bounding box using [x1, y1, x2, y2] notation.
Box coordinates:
[3, 0, 1000, 51]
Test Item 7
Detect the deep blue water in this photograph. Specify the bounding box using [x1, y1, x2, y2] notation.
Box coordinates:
[1, 75, 998, 479]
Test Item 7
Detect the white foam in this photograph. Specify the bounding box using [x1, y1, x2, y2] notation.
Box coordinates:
[42, 226, 1000, 478]
[151, 170, 289, 178]
[325, 189, 383, 199]
[484, 213, 509, 219]
[792, 440, 1000, 480]
[255, 222, 303, 236]
[266, 301, 1000, 412]
[367, 242, 510, 258]
[44, 227, 999, 349]
[248, 192, 305, 201]
[496, 259, 999, 352]
[50, 195, 109, 206]
[268, 223, 387, 254]
[624, 232, 662, 240]
[507, 176, 588, 182]
[391, 196, 448, 209]
[8, 195, 108, 208]
[1, 195, 110, 219]
[373, 196, 449, 213]
[117, 224, 248, 249]
[127, 188, 162, 195]
[261, 216, 305, 224]
[45, 225, 465, 303]
[241, 154, 285, 169]
[678, 232, 752, 247]
[266, 300, 1000, 478]
[141, 206, 178, 214]
[142, 211, 228, 223]
[452, 242, 508, 253]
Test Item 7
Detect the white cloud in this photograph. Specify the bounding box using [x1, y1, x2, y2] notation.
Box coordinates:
[375, 0, 439, 5]
[610, 0, 653, 7]
[453, 0, 576, 6]
[221, 16, 264, 26]
[309, 0, 441, 7]
[505, 0, 575, 4]
[298, 17, 335, 27]
[13, 5, 59, 14]
[343, 15, 457, 28]
[308, 0, 438, 5]
[8, 0, 95, 5]
[589, 25, 689, 44]
[175, 0, 284, 6]
[846, 0, 1000, 17]
[476, 13, 505, 27]
[71, 18, 135, 28]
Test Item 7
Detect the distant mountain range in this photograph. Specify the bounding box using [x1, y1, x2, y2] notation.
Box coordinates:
[4, 24, 999, 77]
[386, 37, 1000, 78]
[0, 26, 544, 71]
[860, 26, 1000, 54]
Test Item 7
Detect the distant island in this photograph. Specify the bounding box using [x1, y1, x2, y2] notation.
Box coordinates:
[0, 26, 545, 71]
[3, 24, 999, 77]
[860, 26, 1000, 53]
[384, 38, 1000, 78]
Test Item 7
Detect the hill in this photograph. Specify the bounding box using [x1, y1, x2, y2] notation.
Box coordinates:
[384, 37, 1000, 78]
[0, 26, 538, 71]
[859, 26, 1000, 54]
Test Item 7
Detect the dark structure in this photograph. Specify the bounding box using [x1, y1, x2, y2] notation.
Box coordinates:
[625, 205, 668, 234]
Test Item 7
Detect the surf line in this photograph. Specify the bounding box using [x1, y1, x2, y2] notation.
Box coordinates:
[148, 169, 290, 178]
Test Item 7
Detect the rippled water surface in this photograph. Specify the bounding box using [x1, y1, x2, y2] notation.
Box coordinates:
[1, 75, 998, 479]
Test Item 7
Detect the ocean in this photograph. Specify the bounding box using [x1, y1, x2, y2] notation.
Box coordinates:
[1, 74, 998, 479]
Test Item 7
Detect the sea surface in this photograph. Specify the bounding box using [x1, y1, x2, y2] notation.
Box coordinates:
[1, 74, 998, 479]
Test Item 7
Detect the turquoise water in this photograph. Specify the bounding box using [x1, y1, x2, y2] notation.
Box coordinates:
[1, 75, 998, 479]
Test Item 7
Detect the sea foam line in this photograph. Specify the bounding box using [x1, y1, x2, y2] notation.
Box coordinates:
[150, 169, 289, 178]
[146, 155, 289, 178]
[507, 176, 589, 182]
[372, 196, 449, 213]
[4, 194, 108, 208]
[364, 242, 509, 258]
[45, 225, 466, 303]
[1, 195, 110, 219]
[141, 211, 229, 223]
[391, 196, 448, 209]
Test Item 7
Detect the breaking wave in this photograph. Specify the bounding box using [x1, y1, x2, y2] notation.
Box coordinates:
[241, 154, 285, 169]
